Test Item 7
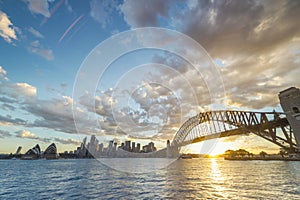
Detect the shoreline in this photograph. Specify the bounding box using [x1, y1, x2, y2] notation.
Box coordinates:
[224, 157, 300, 161]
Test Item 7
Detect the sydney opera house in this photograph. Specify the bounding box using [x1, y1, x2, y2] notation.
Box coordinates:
[21, 143, 58, 160]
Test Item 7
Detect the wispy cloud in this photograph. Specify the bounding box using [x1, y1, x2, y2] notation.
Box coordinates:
[28, 27, 44, 38]
[89, 0, 118, 28]
[28, 40, 54, 60]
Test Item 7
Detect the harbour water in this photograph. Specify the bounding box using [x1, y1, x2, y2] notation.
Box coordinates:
[0, 158, 299, 199]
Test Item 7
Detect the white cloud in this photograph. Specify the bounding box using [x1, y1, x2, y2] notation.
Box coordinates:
[0, 81, 37, 103]
[0, 66, 8, 80]
[89, 0, 118, 28]
[11, 83, 37, 98]
[0, 11, 17, 43]
[24, 0, 52, 17]
[17, 130, 37, 139]
[28, 27, 44, 38]
[62, 96, 74, 106]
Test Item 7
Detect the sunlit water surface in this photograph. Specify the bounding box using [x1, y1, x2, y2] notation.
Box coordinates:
[0, 158, 299, 199]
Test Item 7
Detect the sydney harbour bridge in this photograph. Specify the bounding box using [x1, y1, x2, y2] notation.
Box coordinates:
[162, 87, 300, 157]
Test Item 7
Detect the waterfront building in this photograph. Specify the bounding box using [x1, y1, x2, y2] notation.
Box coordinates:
[87, 135, 99, 156]
[44, 143, 58, 159]
[21, 144, 41, 160]
[79, 137, 88, 158]
[142, 142, 157, 153]
[15, 146, 22, 155]
[98, 143, 103, 153]
[136, 143, 141, 153]
[113, 142, 117, 152]
[120, 142, 125, 150]
[108, 140, 114, 156]
[125, 141, 131, 151]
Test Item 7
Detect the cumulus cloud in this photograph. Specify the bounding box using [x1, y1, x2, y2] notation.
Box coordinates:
[1, 82, 37, 101]
[16, 130, 37, 139]
[12, 83, 37, 97]
[1, 1, 299, 147]
[120, 0, 300, 111]
[24, 95, 100, 135]
[0, 11, 17, 43]
[24, 0, 52, 17]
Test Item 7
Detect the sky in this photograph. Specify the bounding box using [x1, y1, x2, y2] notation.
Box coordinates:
[0, 0, 299, 155]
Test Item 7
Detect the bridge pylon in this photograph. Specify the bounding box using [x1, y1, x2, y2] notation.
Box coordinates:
[279, 87, 300, 151]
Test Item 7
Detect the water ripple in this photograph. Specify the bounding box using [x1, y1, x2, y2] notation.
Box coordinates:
[0, 159, 299, 199]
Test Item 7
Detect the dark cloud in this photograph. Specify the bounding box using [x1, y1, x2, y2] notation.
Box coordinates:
[0, 130, 12, 138]
[0, 114, 27, 125]
[0, 96, 17, 104]
[1, 103, 16, 111]
[24, 97, 98, 134]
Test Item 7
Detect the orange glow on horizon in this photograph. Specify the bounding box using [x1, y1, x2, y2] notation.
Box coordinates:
[181, 139, 240, 155]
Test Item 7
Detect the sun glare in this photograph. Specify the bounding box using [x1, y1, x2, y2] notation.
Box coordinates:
[183, 139, 238, 155]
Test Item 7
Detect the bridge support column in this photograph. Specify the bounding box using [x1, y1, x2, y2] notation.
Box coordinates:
[167, 141, 180, 158]
[279, 87, 300, 152]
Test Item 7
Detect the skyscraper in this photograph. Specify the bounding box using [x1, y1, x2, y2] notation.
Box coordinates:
[125, 141, 131, 152]
[136, 143, 141, 153]
[132, 142, 135, 152]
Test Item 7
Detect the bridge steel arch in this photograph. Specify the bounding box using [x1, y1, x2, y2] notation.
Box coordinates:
[172, 110, 298, 153]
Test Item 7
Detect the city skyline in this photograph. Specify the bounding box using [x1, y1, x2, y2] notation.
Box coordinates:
[1, 1, 300, 154]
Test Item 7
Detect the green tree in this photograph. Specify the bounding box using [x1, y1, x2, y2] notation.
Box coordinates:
[235, 149, 250, 157]
[259, 151, 267, 158]
[279, 149, 287, 158]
